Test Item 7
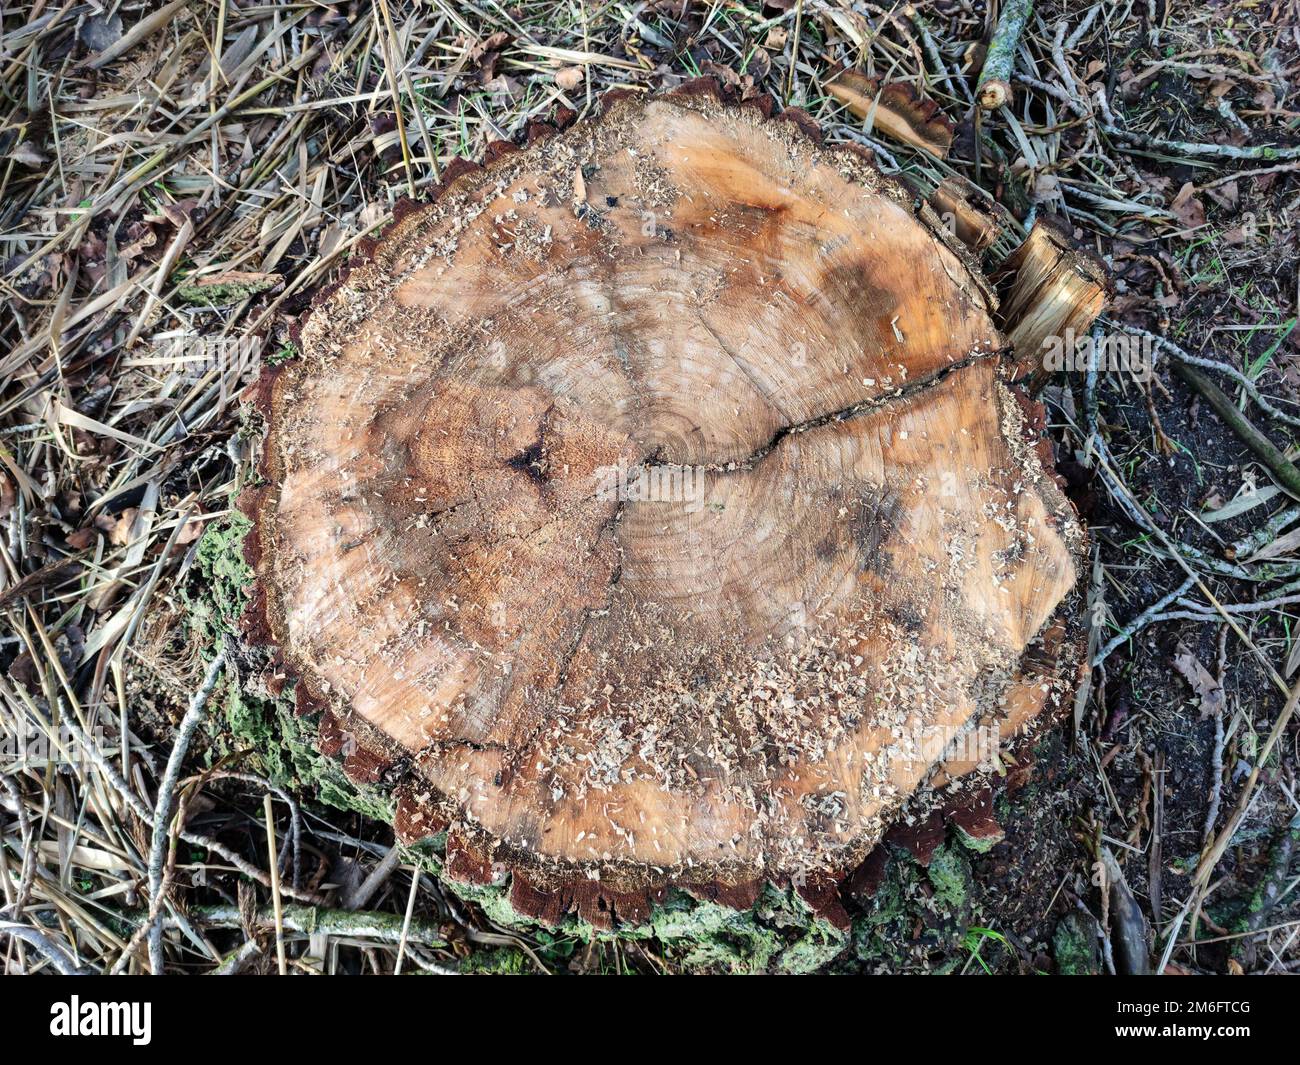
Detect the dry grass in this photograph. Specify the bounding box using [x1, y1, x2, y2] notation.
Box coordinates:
[2, 0, 1300, 974]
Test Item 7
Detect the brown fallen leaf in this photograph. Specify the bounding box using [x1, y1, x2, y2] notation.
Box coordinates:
[175, 514, 207, 545]
[66, 526, 97, 550]
[555, 66, 584, 91]
[95, 507, 138, 547]
[1173, 640, 1225, 718]
[9, 142, 47, 167]
[1170, 182, 1207, 229]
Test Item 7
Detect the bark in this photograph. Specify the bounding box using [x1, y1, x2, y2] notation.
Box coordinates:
[827, 68, 955, 157]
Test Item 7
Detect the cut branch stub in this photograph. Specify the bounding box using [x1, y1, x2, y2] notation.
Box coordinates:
[997, 217, 1111, 386]
[242, 84, 1086, 928]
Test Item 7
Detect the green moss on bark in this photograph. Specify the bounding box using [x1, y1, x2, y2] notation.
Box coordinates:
[1052, 911, 1102, 975]
[415, 847, 847, 974]
[184, 516, 393, 822]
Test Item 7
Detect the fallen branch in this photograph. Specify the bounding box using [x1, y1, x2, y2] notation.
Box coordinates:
[185, 904, 448, 948]
[0, 920, 94, 975]
[1125, 324, 1300, 430]
[1103, 125, 1300, 161]
[1092, 574, 1197, 668]
[1170, 362, 1300, 500]
[977, 0, 1033, 109]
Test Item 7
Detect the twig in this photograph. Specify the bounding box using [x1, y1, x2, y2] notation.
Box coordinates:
[209, 772, 303, 890]
[1203, 628, 1229, 848]
[0, 776, 36, 919]
[1122, 324, 1300, 430]
[344, 845, 403, 911]
[146, 648, 227, 974]
[264, 793, 287, 976]
[179, 904, 448, 947]
[0, 920, 93, 975]
[53, 691, 326, 906]
[210, 939, 263, 975]
[1093, 575, 1197, 667]
[1103, 124, 1300, 161]
[394, 867, 421, 976]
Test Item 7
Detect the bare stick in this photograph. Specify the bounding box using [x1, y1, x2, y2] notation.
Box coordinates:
[1202, 629, 1229, 848]
[394, 867, 421, 976]
[264, 793, 287, 976]
[146, 647, 226, 975]
[978, 0, 1033, 109]
[344, 845, 403, 911]
[177, 904, 448, 947]
[1093, 575, 1197, 667]
[1103, 124, 1300, 161]
[0, 776, 36, 919]
[0, 920, 93, 975]
[210, 939, 263, 975]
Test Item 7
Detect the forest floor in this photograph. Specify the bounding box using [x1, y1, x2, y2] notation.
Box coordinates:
[2, 0, 1300, 975]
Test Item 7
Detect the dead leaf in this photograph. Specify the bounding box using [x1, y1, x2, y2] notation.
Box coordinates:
[78, 12, 124, 54]
[469, 30, 512, 82]
[9, 142, 47, 167]
[175, 515, 207, 545]
[1243, 524, 1300, 563]
[555, 66, 584, 91]
[1172, 641, 1225, 718]
[95, 507, 138, 548]
[66, 527, 97, 550]
[1170, 182, 1206, 229]
[468, 31, 511, 63]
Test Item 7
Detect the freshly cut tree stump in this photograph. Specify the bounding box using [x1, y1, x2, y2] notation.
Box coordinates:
[241, 83, 1088, 929]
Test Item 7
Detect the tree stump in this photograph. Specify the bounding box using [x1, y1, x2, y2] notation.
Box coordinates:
[240, 83, 1090, 929]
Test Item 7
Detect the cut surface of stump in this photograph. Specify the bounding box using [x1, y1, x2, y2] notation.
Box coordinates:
[242, 85, 1085, 927]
